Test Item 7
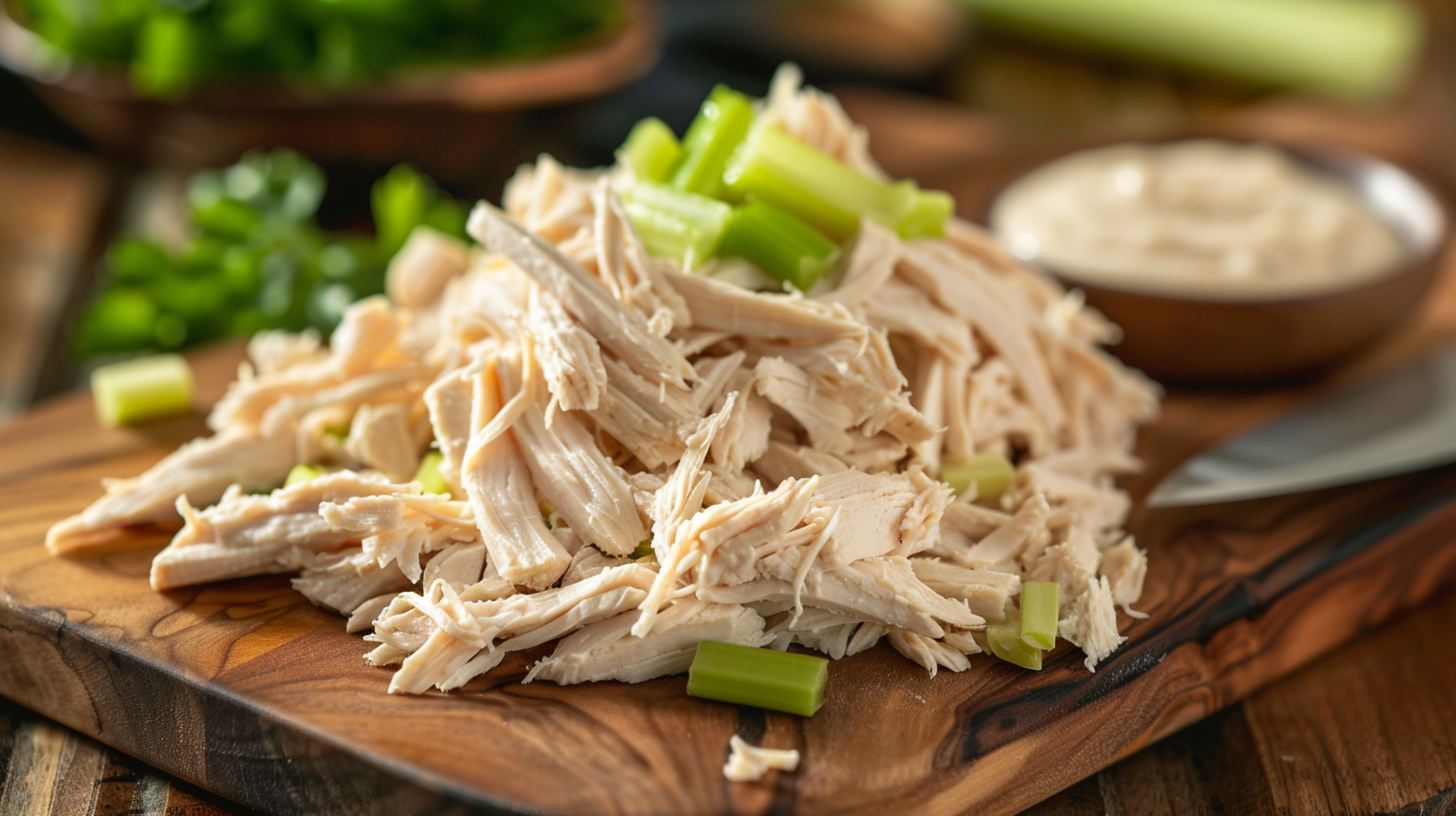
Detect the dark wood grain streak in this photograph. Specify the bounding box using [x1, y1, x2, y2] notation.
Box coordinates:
[3, 341, 1456, 816]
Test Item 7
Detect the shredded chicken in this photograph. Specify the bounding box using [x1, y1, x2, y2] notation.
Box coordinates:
[723, 735, 801, 783]
[49, 67, 1159, 700]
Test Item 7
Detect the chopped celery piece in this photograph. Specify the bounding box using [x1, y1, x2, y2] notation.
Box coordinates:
[724, 125, 949, 240]
[900, 190, 955, 239]
[687, 641, 828, 717]
[413, 450, 450, 495]
[621, 183, 733, 270]
[1020, 581, 1060, 650]
[620, 117, 683, 183]
[940, 453, 1015, 500]
[632, 540, 655, 560]
[285, 464, 325, 487]
[91, 354, 194, 427]
[672, 85, 755, 198]
[718, 200, 839, 291]
[987, 610, 1043, 671]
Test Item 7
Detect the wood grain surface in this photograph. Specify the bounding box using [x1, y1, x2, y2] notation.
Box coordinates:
[2, 303, 1456, 816]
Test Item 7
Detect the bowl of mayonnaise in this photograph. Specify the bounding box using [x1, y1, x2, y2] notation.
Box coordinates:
[989, 139, 1448, 384]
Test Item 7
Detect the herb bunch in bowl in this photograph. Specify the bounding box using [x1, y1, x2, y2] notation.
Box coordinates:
[71, 149, 467, 360]
[12, 0, 624, 98]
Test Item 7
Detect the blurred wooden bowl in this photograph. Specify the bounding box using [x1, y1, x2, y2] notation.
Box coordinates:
[983, 141, 1450, 386]
[0, 0, 661, 172]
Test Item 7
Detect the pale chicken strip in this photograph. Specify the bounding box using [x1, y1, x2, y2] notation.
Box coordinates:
[150, 472, 408, 590]
[460, 356, 570, 591]
[528, 600, 770, 685]
[500, 352, 647, 556]
[664, 268, 864, 341]
[46, 427, 295, 555]
[467, 202, 696, 389]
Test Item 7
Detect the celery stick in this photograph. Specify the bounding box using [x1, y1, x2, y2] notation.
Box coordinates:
[900, 190, 955, 239]
[285, 464, 325, 487]
[619, 117, 683, 183]
[413, 450, 450, 495]
[687, 641, 828, 717]
[987, 610, 1043, 671]
[672, 85, 755, 198]
[91, 354, 194, 427]
[1020, 581, 1060, 650]
[621, 182, 733, 270]
[959, 0, 1421, 102]
[940, 453, 1015, 500]
[717, 200, 839, 291]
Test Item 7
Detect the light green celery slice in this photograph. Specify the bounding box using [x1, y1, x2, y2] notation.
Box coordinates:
[723, 125, 949, 240]
[900, 190, 955, 239]
[672, 85, 755, 198]
[91, 354, 194, 427]
[619, 117, 683, 183]
[413, 450, 450, 495]
[717, 200, 839, 291]
[621, 182, 733, 270]
[1020, 581, 1060, 650]
[986, 610, 1043, 671]
[940, 453, 1015, 500]
[687, 641, 828, 717]
[285, 464, 325, 487]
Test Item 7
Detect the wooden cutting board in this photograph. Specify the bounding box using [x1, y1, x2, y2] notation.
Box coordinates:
[3, 330, 1456, 816]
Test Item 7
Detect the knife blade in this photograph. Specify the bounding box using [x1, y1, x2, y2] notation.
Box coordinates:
[1147, 342, 1456, 507]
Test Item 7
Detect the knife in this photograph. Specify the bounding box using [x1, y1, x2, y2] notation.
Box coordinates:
[1147, 342, 1456, 507]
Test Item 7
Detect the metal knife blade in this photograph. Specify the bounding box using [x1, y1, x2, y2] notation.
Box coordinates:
[1147, 342, 1456, 508]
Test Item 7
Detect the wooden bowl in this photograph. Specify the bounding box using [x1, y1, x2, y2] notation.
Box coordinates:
[0, 0, 661, 171]
[986, 143, 1450, 386]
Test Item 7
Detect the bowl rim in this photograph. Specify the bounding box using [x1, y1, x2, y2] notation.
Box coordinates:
[985, 136, 1452, 307]
[0, 0, 662, 112]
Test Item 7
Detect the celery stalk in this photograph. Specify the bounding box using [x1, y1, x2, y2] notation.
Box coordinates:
[1020, 581, 1060, 650]
[940, 453, 1015, 500]
[619, 117, 683, 184]
[672, 85, 755, 198]
[285, 464, 325, 487]
[413, 450, 450, 495]
[987, 610, 1043, 671]
[723, 125, 949, 240]
[687, 641, 828, 717]
[91, 354, 194, 427]
[717, 200, 839, 291]
[900, 190, 955, 239]
[621, 182, 733, 270]
[959, 0, 1421, 102]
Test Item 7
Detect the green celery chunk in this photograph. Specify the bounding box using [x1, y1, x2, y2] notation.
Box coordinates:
[620, 117, 683, 183]
[987, 610, 1043, 671]
[1020, 581, 1060, 650]
[91, 354, 194, 427]
[687, 641, 828, 717]
[621, 183, 733, 270]
[285, 464, 326, 487]
[724, 125, 948, 240]
[413, 450, 450, 495]
[632, 540, 655, 560]
[900, 190, 955, 239]
[940, 452, 1015, 500]
[718, 200, 839, 291]
[672, 85, 755, 198]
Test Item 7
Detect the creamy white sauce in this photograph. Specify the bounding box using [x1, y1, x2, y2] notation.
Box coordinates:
[991, 140, 1406, 298]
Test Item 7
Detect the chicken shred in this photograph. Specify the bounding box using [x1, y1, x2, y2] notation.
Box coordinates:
[49, 69, 1159, 698]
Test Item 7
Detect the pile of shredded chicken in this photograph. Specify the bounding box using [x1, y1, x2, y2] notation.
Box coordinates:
[47, 70, 1159, 692]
